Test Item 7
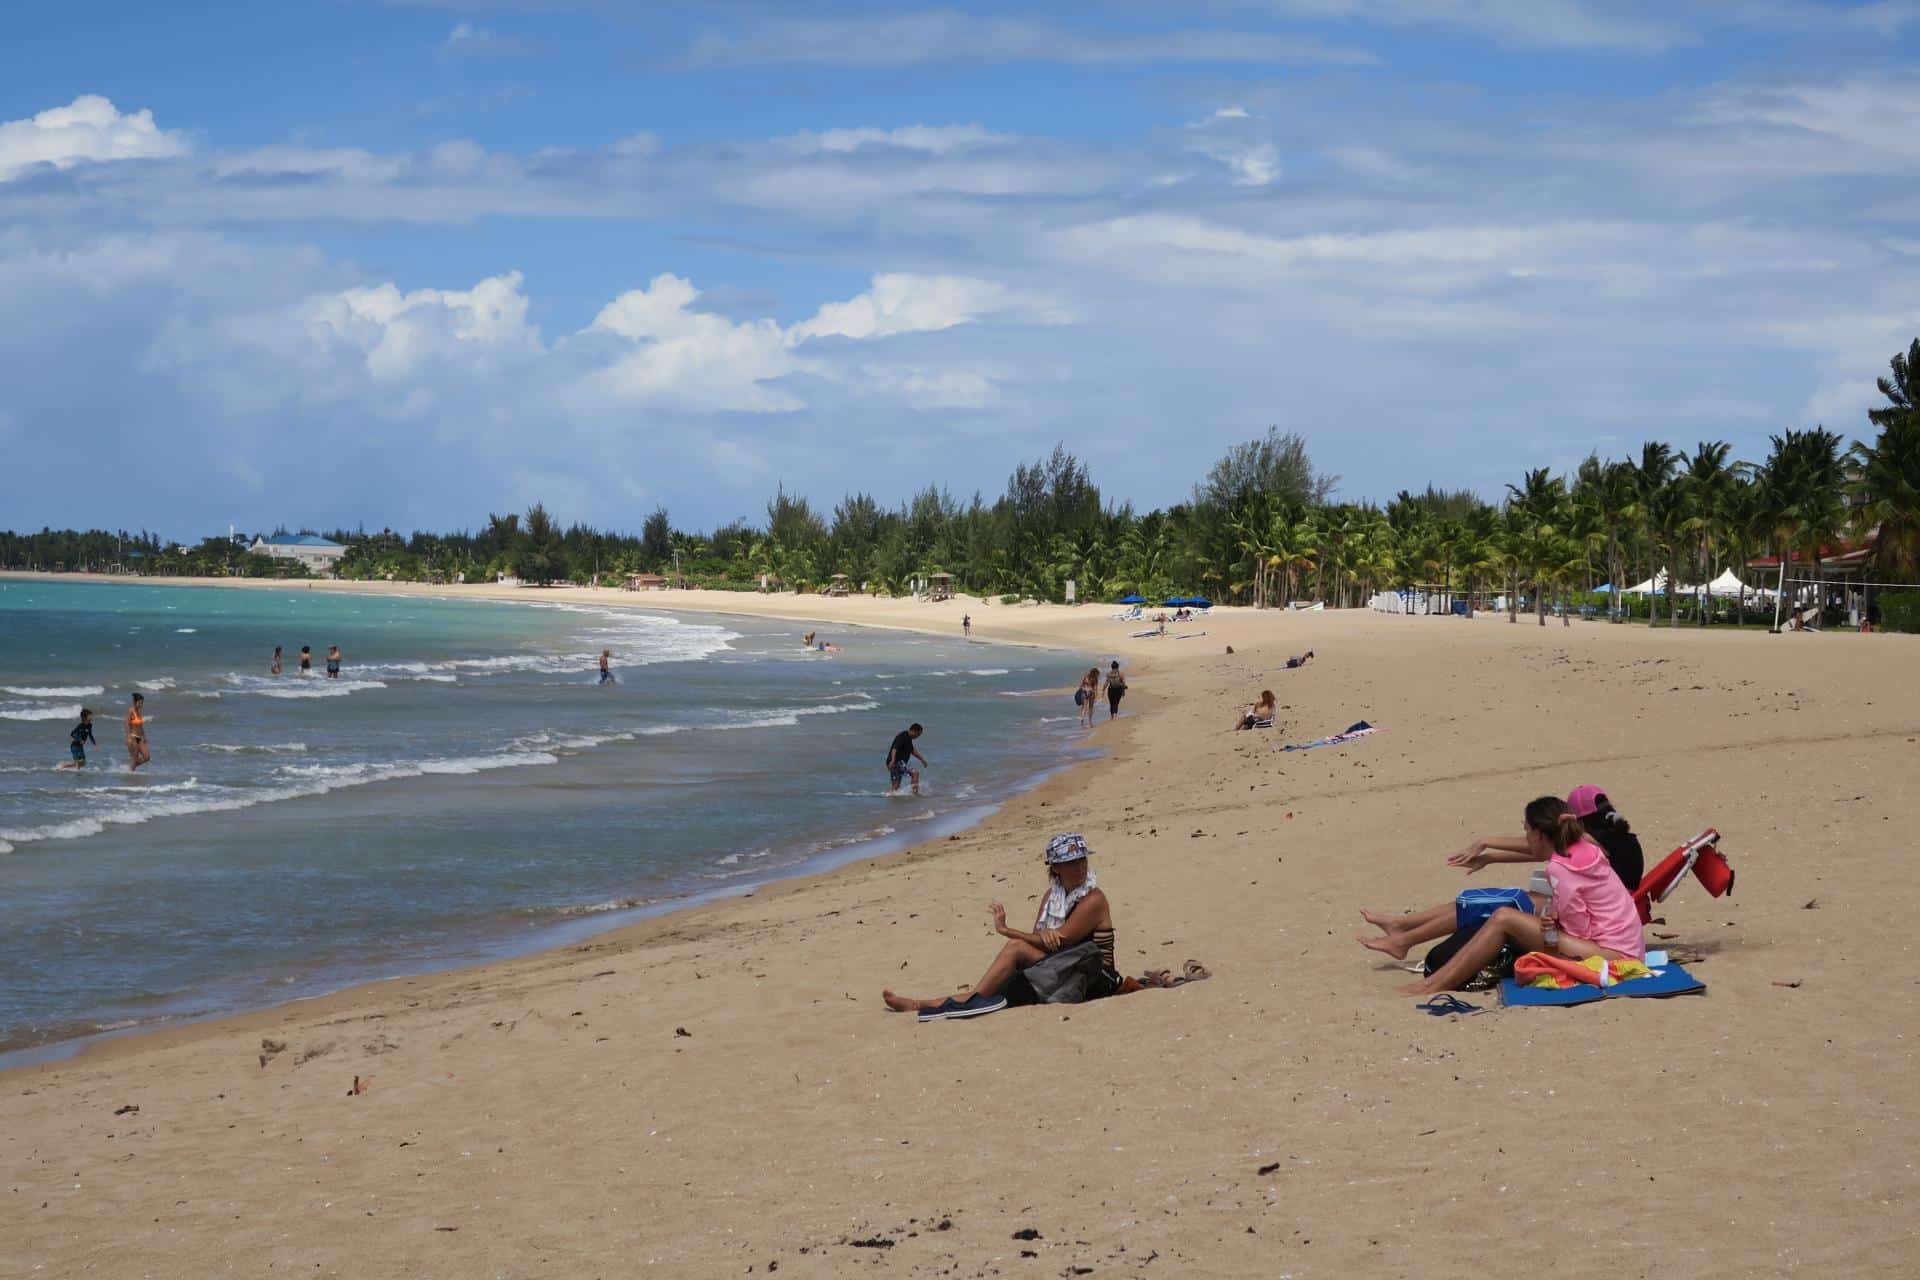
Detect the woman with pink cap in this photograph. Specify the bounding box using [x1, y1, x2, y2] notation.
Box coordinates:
[1357, 784, 1643, 963]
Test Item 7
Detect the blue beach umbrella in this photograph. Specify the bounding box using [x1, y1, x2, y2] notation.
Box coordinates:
[1118, 594, 1145, 604]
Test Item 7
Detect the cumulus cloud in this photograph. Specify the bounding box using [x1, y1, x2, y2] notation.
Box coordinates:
[0, 95, 188, 182]
[439, 23, 525, 57]
[586, 273, 810, 413]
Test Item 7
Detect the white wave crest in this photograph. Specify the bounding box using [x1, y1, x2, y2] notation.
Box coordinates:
[0, 703, 80, 721]
[0, 750, 562, 851]
[201, 742, 309, 755]
[968, 668, 1010, 676]
[2, 685, 104, 698]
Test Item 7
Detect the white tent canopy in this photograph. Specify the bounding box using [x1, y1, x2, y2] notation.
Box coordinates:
[1621, 570, 1670, 595]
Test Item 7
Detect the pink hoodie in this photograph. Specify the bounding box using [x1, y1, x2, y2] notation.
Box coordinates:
[1547, 837, 1645, 959]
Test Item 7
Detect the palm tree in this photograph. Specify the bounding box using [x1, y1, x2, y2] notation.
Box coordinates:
[1633, 442, 1679, 604]
[1855, 343, 1920, 581]
[1680, 442, 1734, 624]
[1506, 467, 1567, 626]
[1758, 428, 1849, 627]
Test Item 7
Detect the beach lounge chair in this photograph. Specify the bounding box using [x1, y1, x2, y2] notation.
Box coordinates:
[1632, 828, 1734, 924]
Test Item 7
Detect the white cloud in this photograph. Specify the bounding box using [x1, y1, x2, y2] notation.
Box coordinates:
[684, 13, 1374, 67]
[0, 95, 188, 182]
[440, 23, 525, 58]
[313, 272, 542, 382]
[1258, 0, 1680, 51]
[793, 274, 1068, 342]
[1185, 107, 1281, 187]
[586, 273, 809, 413]
[790, 125, 1007, 156]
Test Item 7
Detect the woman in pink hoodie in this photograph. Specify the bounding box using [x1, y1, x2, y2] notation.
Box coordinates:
[1397, 796, 1644, 996]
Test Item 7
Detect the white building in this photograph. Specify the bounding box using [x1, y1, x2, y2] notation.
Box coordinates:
[249, 534, 347, 575]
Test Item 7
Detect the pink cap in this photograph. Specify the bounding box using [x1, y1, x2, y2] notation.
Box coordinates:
[1566, 785, 1606, 818]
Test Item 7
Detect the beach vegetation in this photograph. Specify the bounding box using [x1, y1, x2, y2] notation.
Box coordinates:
[8, 346, 1920, 619]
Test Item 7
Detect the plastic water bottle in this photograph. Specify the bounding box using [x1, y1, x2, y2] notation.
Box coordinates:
[1540, 875, 1560, 948]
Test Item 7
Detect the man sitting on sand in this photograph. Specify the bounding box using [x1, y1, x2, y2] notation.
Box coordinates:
[887, 723, 928, 795]
[884, 833, 1119, 1020]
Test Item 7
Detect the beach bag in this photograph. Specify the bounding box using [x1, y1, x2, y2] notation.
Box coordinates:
[1074, 688, 1086, 706]
[1424, 928, 1520, 986]
[1455, 887, 1534, 932]
[1019, 940, 1106, 1004]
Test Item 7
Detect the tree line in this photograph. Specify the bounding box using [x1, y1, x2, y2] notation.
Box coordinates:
[6, 342, 1918, 623]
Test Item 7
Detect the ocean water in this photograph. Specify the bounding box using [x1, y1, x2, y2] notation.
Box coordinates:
[0, 581, 1090, 1056]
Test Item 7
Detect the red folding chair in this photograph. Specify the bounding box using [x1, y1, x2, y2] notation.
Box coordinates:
[1633, 828, 1735, 924]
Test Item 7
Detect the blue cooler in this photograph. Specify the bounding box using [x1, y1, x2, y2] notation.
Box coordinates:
[1455, 886, 1534, 931]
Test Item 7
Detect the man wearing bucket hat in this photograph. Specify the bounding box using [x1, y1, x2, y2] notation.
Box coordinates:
[883, 833, 1120, 1022]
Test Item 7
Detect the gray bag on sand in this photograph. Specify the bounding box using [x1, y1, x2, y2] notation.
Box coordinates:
[1020, 940, 1106, 1004]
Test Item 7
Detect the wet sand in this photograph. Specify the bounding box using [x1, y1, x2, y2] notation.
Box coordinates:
[2, 579, 1916, 1276]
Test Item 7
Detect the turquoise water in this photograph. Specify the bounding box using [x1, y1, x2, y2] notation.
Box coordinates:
[0, 581, 1089, 1055]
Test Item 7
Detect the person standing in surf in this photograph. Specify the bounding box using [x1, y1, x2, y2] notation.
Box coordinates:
[963, 614, 971, 638]
[599, 649, 614, 685]
[60, 708, 96, 770]
[299, 645, 312, 675]
[124, 692, 151, 771]
[325, 644, 343, 679]
[887, 723, 928, 795]
[271, 645, 283, 675]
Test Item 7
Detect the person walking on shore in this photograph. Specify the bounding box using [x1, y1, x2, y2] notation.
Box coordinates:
[325, 645, 343, 679]
[124, 692, 151, 771]
[887, 723, 928, 795]
[1103, 661, 1128, 719]
[270, 645, 283, 676]
[599, 649, 615, 685]
[962, 614, 971, 638]
[1076, 667, 1100, 728]
[60, 708, 96, 770]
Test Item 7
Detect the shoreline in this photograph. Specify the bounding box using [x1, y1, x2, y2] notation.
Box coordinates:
[0, 574, 1127, 1072]
[7, 578, 1913, 1274]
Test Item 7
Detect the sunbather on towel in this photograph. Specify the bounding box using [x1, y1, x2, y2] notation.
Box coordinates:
[1232, 689, 1277, 731]
[1397, 797, 1644, 995]
[1358, 785, 1645, 960]
[883, 833, 1120, 1019]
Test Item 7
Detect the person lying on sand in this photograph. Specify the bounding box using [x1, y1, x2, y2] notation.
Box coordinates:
[883, 833, 1119, 1020]
[1284, 650, 1315, 669]
[1358, 785, 1645, 962]
[1232, 690, 1277, 731]
[1393, 797, 1644, 996]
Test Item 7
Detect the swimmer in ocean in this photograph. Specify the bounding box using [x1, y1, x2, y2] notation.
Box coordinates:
[125, 692, 151, 771]
[599, 649, 615, 685]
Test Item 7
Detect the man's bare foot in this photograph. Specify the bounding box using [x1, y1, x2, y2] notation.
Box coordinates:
[1358, 933, 1410, 960]
[1396, 979, 1438, 996]
[1359, 909, 1398, 932]
[882, 989, 919, 1012]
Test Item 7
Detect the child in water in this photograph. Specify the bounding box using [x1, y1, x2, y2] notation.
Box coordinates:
[60, 709, 96, 769]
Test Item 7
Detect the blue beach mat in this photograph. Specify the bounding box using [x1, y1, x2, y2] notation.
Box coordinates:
[1499, 963, 1706, 1007]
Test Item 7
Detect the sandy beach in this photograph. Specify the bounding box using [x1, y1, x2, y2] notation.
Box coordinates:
[3, 577, 1917, 1277]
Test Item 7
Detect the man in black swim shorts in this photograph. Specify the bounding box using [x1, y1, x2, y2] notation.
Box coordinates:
[887, 723, 928, 795]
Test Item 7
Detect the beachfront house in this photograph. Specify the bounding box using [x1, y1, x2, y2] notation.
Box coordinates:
[248, 533, 347, 576]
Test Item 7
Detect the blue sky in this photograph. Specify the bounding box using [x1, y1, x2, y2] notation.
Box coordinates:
[3, 1, 1918, 537]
